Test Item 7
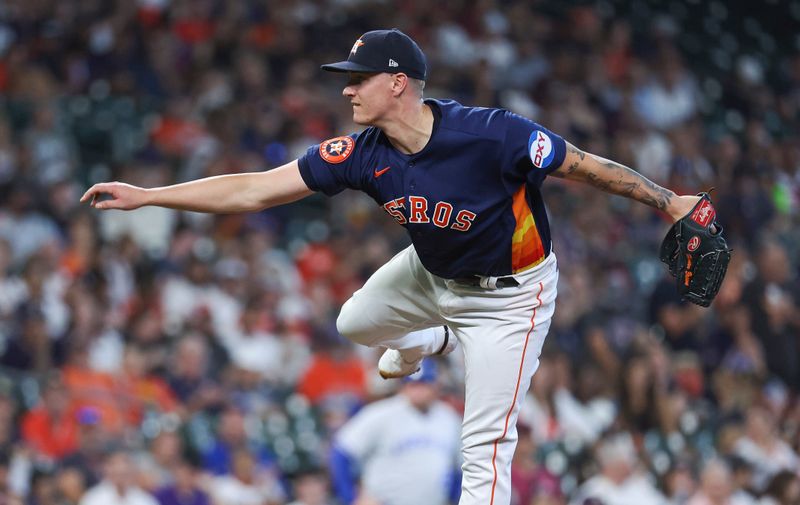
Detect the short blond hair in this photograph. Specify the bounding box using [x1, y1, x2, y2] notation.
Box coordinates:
[411, 78, 425, 97]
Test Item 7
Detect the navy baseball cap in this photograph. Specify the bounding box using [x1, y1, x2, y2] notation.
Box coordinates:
[321, 29, 427, 81]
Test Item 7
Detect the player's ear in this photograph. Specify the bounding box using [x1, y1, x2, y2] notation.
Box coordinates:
[390, 73, 409, 97]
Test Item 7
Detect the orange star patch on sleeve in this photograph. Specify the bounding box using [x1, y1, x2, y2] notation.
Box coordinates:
[319, 136, 354, 164]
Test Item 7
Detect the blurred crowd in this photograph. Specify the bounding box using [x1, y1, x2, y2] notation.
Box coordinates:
[0, 0, 799, 504]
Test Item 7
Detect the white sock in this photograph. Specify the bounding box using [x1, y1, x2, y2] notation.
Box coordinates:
[396, 326, 447, 360]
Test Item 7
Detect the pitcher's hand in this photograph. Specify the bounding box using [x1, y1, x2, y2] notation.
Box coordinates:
[80, 182, 150, 210]
[666, 194, 702, 222]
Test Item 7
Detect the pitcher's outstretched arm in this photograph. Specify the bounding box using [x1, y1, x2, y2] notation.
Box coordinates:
[80, 160, 313, 213]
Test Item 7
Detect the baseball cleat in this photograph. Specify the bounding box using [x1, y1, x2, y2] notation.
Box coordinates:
[378, 349, 422, 379]
[378, 327, 458, 379]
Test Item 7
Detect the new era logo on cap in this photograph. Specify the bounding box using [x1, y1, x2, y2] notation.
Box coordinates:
[320, 28, 427, 81]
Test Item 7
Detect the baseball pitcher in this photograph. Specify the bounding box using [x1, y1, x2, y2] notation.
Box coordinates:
[82, 29, 729, 505]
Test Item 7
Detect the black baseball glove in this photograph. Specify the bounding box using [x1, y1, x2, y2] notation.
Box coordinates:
[659, 193, 732, 307]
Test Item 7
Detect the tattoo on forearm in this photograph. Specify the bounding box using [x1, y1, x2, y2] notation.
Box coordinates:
[567, 161, 580, 174]
[589, 158, 674, 211]
[569, 145, 586, 161]
[555, 145, 674, 211]
[567, 146, 585, 174]
[551, 145, 585, 179]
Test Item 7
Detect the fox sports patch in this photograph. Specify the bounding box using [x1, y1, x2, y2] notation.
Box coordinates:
[528, 130, 554, 168]
[319, 136, 354, 164]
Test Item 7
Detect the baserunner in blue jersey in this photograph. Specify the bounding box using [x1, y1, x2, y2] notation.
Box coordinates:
[82, 29, 705, 505]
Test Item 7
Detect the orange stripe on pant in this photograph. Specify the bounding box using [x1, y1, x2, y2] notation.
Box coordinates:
[489, 281, 544, 504]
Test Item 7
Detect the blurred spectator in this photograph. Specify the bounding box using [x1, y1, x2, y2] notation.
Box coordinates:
[0, 184, 61, 267]
[54, 467, 87, 505]
[503, 38, 550, 92]
[569, 433, 668, 505]
[0, 449, 23, 505]
[23, 103, 77, 186]
[205, 448, 285, 505]
[742, 240, 800, 389]
[27, 469, 59, 505]
[60, 408, 109, 488]
[0, 302, 66, 374]
[632, 46, 699, 130]
[0, 238, 25, 321]
[729, 457, 758, 505]
[201, 407, 274, 476]
[152, 457, 210, 505]
[297, 337, 367, 431]
[510, 422, 563, 505]
[135, 431, 184, 492]
[0, 378, 16, 451]
[0, 119, 18, 187]
[662, 460, 697, 504]
[627, 123, 673, 186]
[759, 470, 800, 505]
[73, 288, 126, 376]
[59, 212, 98, 280]
[733, 407, 799, 491]
[520, 352, 615, 448]
[553, 358, 616, 447]
[96, 167, 178, 257]
[648, 276, 705, 353]
[685, 459, 747, 505]
[287, 469, 336, 505]
[119, 344, 179, 427]
[617, 347, 670, 434]
[329, 360, 461, 505]
[165, 335, 226, 413]
[520, 354, 561, 444]
[667, 121, 715, 194]
[78, 449, 158, 505]
[20, 376, 79, 460]
[61, 343, 125, 434]
[223, 297, 286, 383]
[722, 186, 776, 252]
[160, 252, 220, 338]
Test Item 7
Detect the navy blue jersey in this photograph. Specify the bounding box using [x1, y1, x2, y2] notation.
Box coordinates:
[297, 99, 567, 279]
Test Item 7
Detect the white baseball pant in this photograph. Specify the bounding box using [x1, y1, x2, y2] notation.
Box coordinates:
[337, 245, 558, 505]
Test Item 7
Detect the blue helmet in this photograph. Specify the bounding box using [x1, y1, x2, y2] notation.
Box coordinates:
[403, 358, 438, 384]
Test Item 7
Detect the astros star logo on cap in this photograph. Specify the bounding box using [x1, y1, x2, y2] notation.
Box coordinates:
[350, 39, 365, 54]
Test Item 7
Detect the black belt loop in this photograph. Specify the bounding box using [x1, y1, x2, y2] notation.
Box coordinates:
[496, 277, 519, 288]
[453, 275, 519, 289]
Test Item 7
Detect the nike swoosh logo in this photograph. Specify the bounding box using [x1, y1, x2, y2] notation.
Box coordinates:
[374, 166, 391, 178]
